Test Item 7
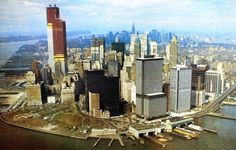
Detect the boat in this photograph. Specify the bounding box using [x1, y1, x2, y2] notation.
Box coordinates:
[187, 124, 203, 132]
[174, 127, 199, 139]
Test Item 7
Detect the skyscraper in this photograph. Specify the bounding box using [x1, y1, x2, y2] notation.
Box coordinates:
[205, 70, 221, 97]
[191, 64, 209, 107]
[130, 33, 150, 58]
[85, 70, 120, 116]
[111, 37, 125, 68]
[136, 57, 166, 118]
[131, 23, 135, 34]
[150, 41, 158, 56]
[168, 36, 178, 68]
[134, 36, 141, 59]
[170, 65, 192, 113]
[91, 38, 105, 69]
[46, 5, 67, 74]
[130, 34, 138, 54]
[32, 60, 42, 84]
[139, 33, 150, 56]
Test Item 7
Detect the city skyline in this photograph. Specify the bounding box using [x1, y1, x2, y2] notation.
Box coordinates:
[1, 0, 236, 37]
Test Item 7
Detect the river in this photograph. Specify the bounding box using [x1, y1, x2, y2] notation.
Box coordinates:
[0, 105, 236, 150]
[0, 40, 39, 68]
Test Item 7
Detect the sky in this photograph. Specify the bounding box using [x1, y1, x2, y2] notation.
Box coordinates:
[1, 0, 236, 36]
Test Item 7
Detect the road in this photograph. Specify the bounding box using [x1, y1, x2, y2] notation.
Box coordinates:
[189, 83, 236, 118]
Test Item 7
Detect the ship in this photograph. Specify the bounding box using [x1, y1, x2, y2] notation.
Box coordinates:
[174, 127, 199, 139]
[187, 124, 203, 132]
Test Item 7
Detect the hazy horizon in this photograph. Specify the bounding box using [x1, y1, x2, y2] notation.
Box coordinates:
[1, 0, 236, 37]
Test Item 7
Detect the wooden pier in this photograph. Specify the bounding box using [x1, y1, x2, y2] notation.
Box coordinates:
[108, 138, 114, 147]
[202, 127, 217, 134]
[118, 136, 125, 147]
[93, 138, 101, 147]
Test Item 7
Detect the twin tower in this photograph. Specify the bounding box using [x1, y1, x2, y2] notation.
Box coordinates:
[46, 5, 67, 74]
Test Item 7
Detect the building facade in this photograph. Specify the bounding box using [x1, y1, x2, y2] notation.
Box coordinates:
[168, 36, 178, 68]
[46, 5, 67, 74]
[205, 70, 221, 97]
[170, 65, 192, 113]
[136, 57, 166, 118]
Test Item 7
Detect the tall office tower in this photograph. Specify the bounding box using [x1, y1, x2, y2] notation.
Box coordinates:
[170, 65, 192, 113]
[150, 41, 158, 56]
[131, 23, 135, 34]
[46, 5, 67, 74]
[41, 65, 53, 85]
[120, 56, 136, 104]
[91, 38, 105, 68]
[191, 64, 209, 107]
[139, 33, 150, 56]
[32, 61, 42, 83]
[130, 34, 138, 54]
[136, 57, 166, 119]
[26, 82, 46, 105]
[192, 65, 209, 90]
[134, 36, 141, 59]
[85, 70, 120, 116]
[205, 70, 221, 97]
[130, 33, 150, 57]
[111, 38, 125, 68]
[168, 36, 178, 68]
[89, 92, 101, 116]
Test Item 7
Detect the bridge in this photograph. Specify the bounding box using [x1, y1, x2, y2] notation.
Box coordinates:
[189, 83, 236, 118]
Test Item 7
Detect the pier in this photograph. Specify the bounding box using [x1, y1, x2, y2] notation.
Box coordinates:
[118, 136, 125, 147]
[207, 112, 236, 120]
[93, 138, 101, 147]
[222, 101, 236, 106]
[202, 128, 217, 134]
[108, 138, 114, 147]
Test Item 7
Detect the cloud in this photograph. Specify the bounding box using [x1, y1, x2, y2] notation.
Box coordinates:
[0, 0, 236, 35]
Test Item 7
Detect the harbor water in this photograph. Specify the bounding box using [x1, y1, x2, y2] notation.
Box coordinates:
[0, 105, 236, 150]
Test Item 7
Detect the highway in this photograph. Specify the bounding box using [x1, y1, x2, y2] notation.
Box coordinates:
[189, 83, 236, 118]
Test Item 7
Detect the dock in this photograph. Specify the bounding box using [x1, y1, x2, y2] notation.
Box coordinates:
[202, 128, 217, 134]
[118, 136, 125, 147]
[108, 138, 114, 147]
[207, 112, 236, 120]
[222, 101, 236, 106]
[93, 138, 101, 147]
[126, 135, 136, 140]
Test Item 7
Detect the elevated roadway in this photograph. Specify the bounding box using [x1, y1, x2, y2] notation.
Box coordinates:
[189, 83, 236, 118]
